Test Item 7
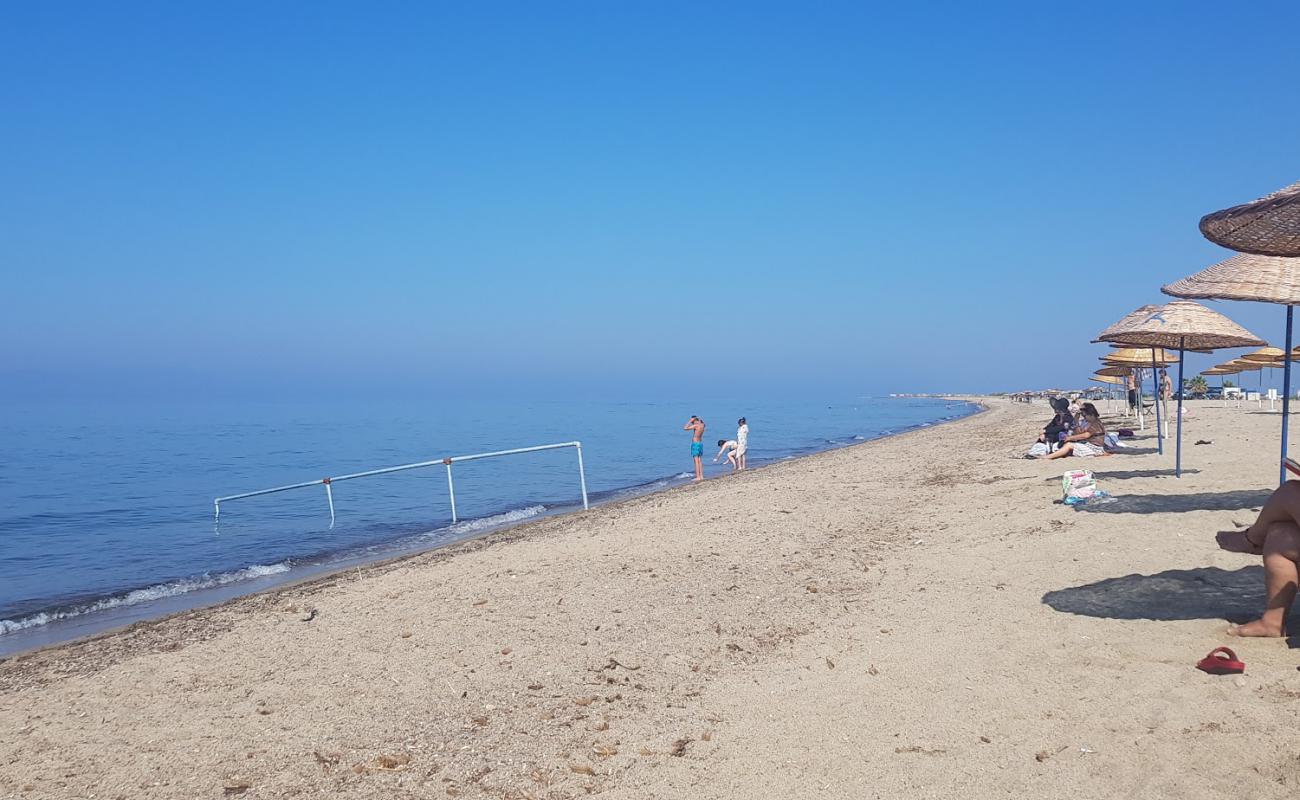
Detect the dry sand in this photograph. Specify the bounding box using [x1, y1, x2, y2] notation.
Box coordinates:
[4, 397, 1300, 799]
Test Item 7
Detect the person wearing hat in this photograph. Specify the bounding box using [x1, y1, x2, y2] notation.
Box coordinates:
[1039, 398, 1074, 452]
[1040, 403, 1110, 460]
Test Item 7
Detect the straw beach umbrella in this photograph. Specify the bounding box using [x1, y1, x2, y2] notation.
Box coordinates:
[1204, 365, 1242, 407]
[1100, 347, 1178, 436]
[1091, 373, 1127, 412]
[1242, 346, 1287, 364]
[1200, 180, 1300, 257]
[1097, 301, 1265, 477]
[1102, 348, 1179, 437]
[1164, 253, 1300, 484]
[1095, 366, 1133, 378]
[1101, 347, 1180, 365]
[1225, 359, 1266, 397]
[1095, 306, 1171, 443]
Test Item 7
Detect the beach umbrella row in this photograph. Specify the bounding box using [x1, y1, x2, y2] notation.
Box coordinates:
[1094, 338, 1181, 442]
[1082, 179, 1298, 484]
[1096, 301, 1264, 477]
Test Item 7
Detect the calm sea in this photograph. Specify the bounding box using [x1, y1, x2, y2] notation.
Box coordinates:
[0, 396, 977, 654]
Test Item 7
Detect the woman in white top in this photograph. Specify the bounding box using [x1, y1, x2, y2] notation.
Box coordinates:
[736, 417, 749, 470]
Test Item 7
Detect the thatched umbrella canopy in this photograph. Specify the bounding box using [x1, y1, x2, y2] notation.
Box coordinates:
[1097, 301, 1264, 476]
[1164, 252, 1300, 485]
[1096, 301, 1264, 351]
[1200, 180, 1300, 257]
[1241, 346, 1285, 363]
[1101, 347, 1180, 366]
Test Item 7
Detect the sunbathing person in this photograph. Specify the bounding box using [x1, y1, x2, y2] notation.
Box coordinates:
[1040, 403, 1109, 460]
[1217, 484, 1300, 637]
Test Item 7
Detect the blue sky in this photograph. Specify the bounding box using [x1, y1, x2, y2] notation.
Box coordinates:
[4, 1, 1300, 401]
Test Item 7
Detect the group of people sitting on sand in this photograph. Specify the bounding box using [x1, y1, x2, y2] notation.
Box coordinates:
[1027, 397, 1113, 459]
[1025, 393, 1300, 640]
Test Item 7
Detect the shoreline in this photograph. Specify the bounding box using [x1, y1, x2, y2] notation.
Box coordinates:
[10, 397, 1300, 798]
[0, 398, 985, 662]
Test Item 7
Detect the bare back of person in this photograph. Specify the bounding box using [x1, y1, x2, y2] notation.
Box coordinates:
[683, 416, 706, 481]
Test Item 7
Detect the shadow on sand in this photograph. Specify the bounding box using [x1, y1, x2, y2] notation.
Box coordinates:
[1070, 488, 1272, 514]
[1042, 566, 1262, 624]
[1042, 468, 1203, 482]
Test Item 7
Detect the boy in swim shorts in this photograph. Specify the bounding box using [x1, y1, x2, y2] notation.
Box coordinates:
[683, 416, 706, 482]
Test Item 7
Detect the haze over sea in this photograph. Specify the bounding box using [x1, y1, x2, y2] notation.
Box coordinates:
[0, 395, 976, 653]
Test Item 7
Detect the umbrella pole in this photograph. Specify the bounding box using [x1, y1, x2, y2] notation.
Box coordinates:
[1282, 306, 1294, 487]
[1151, 352, 1163, 454]
[1176, 337, 1185, 478]
[1136, 372, 1144, 430]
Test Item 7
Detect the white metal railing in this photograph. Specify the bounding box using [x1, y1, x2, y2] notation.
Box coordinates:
[213, 441, 588, 526]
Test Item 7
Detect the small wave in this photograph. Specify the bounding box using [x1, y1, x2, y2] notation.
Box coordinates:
[0, 562, 291, 635]
[443, 504, 547, 535]
[674, 472, 692, 479]
[853, 435, 866, 440]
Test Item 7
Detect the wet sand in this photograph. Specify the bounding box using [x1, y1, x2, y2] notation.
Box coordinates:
[4, 397, 1300, 799]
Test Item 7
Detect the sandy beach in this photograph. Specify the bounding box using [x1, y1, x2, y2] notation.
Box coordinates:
[5, 397, 1300, 799]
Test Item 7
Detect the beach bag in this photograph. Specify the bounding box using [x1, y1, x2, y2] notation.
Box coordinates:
[1062, 469, 1097, 501]
[1104, 432, 1122, 449]
[1027, 442, 1050, 457]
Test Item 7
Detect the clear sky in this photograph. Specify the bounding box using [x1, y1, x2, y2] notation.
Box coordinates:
[5, 1, 1300, 402]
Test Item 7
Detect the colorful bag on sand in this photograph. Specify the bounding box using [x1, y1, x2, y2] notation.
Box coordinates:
[1062, 469, 1097, 501]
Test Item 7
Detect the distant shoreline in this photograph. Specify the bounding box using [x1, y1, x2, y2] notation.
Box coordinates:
[0, 398, 985, 660]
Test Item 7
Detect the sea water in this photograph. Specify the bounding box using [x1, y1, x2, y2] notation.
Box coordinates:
[0, 396, 977, 653]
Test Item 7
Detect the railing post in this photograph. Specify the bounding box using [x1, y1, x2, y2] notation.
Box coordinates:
[324, 478, 335, 527]
[576, 442, 589, 510]
[444, 459, 458, 523]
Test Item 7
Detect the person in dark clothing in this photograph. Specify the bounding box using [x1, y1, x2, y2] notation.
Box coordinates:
[1039, 397, 1074, 451]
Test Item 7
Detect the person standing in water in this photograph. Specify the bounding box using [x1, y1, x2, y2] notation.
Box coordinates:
[683, 416, 706, 482]
[736, 417, 749, 471]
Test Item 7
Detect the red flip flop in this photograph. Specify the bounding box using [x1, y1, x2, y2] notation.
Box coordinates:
[1197, 646, 1245, 675]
